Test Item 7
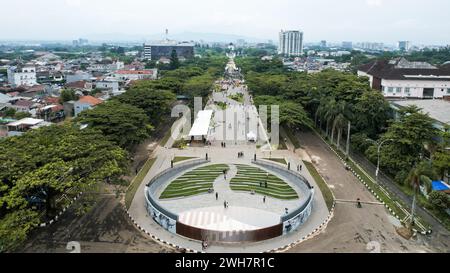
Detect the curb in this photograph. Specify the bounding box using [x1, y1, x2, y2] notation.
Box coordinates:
[314, 132, 432, 235]
[38, 191, 84, 228]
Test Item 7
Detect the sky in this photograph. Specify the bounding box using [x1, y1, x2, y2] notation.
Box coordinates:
[2, 0, 450, 45]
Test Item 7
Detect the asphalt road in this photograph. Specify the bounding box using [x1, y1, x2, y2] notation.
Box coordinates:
[287, 131, 450, 253]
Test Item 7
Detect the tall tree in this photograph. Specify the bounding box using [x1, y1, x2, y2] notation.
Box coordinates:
[76, 101, 153, 150]
[169, 49, 180, 70]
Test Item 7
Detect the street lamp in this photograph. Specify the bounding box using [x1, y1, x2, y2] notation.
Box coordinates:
[366, 138, 394, 184]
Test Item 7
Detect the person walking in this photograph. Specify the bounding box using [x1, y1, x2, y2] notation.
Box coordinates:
[263, 196, 266, 203]
[300, 164, 302, 171]
[224, 201, 226, 209]
[216, 192, 218, 200]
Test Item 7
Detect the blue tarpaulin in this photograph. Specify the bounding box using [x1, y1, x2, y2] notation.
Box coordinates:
[432, 181, 450, 191]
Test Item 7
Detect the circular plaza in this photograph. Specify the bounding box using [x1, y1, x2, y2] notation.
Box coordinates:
[144, 158, 315, 244]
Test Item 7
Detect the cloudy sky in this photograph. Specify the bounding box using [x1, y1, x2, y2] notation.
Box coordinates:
[2, 0, 450, 44]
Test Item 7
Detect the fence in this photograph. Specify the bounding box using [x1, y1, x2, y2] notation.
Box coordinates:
[252, 159, 314, 223]
[145, 159, 209, 224]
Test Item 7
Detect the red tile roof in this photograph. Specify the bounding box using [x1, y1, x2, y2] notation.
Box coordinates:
[77, 95, 102, 106]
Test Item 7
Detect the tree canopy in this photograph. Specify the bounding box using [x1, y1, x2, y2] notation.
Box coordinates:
[76, 101, 153, 150]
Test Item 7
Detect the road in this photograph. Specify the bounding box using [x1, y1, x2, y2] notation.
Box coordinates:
[287, 131, 450, 253]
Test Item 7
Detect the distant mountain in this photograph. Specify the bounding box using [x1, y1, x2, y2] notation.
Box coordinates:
[85, 32, 269, 44]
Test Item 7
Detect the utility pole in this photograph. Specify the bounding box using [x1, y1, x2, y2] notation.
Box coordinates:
[366, 138, 394, 184]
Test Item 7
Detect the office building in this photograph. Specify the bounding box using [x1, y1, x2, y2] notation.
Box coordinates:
[143, 41, 194, 61]
[398, 41, 411, 51]
[342, 41, 353, 49]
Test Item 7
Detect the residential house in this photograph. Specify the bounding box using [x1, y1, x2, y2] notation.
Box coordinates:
[74, 95, 103, 116]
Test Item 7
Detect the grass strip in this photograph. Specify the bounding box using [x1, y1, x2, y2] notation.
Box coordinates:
[125, 157, 157, 209]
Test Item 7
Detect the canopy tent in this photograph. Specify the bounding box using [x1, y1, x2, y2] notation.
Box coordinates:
[431, 181, 450, 193]
[188, 110, 213, 137]
[247, 131, 257, 142]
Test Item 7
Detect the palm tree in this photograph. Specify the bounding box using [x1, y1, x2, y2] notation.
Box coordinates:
[332, 101, 353, 151]
[323, 98, 339, 142]
[405, 160, 436, 230]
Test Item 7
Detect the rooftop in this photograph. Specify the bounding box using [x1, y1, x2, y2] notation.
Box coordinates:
[7, 118, 44, 127]
[390, 99, 450, 125]
[77, 95, 103, 106]
[358, 57, 450, 81]
[116, 70, 154, 75]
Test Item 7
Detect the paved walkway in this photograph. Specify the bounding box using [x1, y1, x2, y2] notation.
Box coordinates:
[128, 72, 330, 252]
[158, 162, 306, 217]
[129, 147, 329, 252]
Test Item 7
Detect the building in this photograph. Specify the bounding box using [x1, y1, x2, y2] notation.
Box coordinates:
[113, 69, 158, 81]
[74, 95, 103, 117]
[88, 61, 124, 73]
[11, 99, 35, 112]
[143, 41, 194, 61]
[65, 71, 92, 83]
[357, 57, 450, 99]
[390, 99, 450, 131]
[320, 40, 327, 48]
[398, 41, 411, 51]
[356, 42, 384, 51]
[73, 38, 89, 47]
[6, 117, 51, 136]
[7, 65, 37, 87]
[95, 80, 119, 92]
[278, 30, 304, 56]
[342, 41, 353, 49]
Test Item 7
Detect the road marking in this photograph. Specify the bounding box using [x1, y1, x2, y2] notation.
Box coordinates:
[335, 199, 384, 205]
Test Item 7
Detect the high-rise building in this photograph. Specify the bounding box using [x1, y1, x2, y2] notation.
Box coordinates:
[143, 40, 194, 61]
[398, 41, 411, 51]
[320, 40, 327, 48]
[342, 41, 353, 49]
[278, 30, 304, 56]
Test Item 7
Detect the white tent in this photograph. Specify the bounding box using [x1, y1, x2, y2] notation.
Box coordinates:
[247, 131, 257, 142]
[188, 110, 213, 137]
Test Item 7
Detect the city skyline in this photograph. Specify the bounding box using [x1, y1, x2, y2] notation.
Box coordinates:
[2, 0, 450, 45]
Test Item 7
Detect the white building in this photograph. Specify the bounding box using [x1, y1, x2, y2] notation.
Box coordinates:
[398, 41, 411, 51]
[7, 65, 37, 87]
[113, 69, 158, 81]
[88, 61, 124, 72]
[357, 58, 450, 99]
[278, 30, 304, 56]
[95, 80, 119, 92]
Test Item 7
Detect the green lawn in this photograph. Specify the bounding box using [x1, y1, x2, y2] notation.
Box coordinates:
[125, 157, 157, 209]
[230, 164, 298, 200]
[303, 161, 334, 211]
[263, 157, 287, 165]
[173, 156, 197, 163]
[283, 126, 301, 149]
[159, 164, 229, 199]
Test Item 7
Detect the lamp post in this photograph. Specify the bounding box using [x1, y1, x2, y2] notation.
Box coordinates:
[366, 138, 394, 184]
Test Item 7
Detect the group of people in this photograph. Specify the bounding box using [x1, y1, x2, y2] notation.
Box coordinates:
[223, 200, 229, 208]
[221, 142, 227, 148]
[237, 151, 244, 158]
